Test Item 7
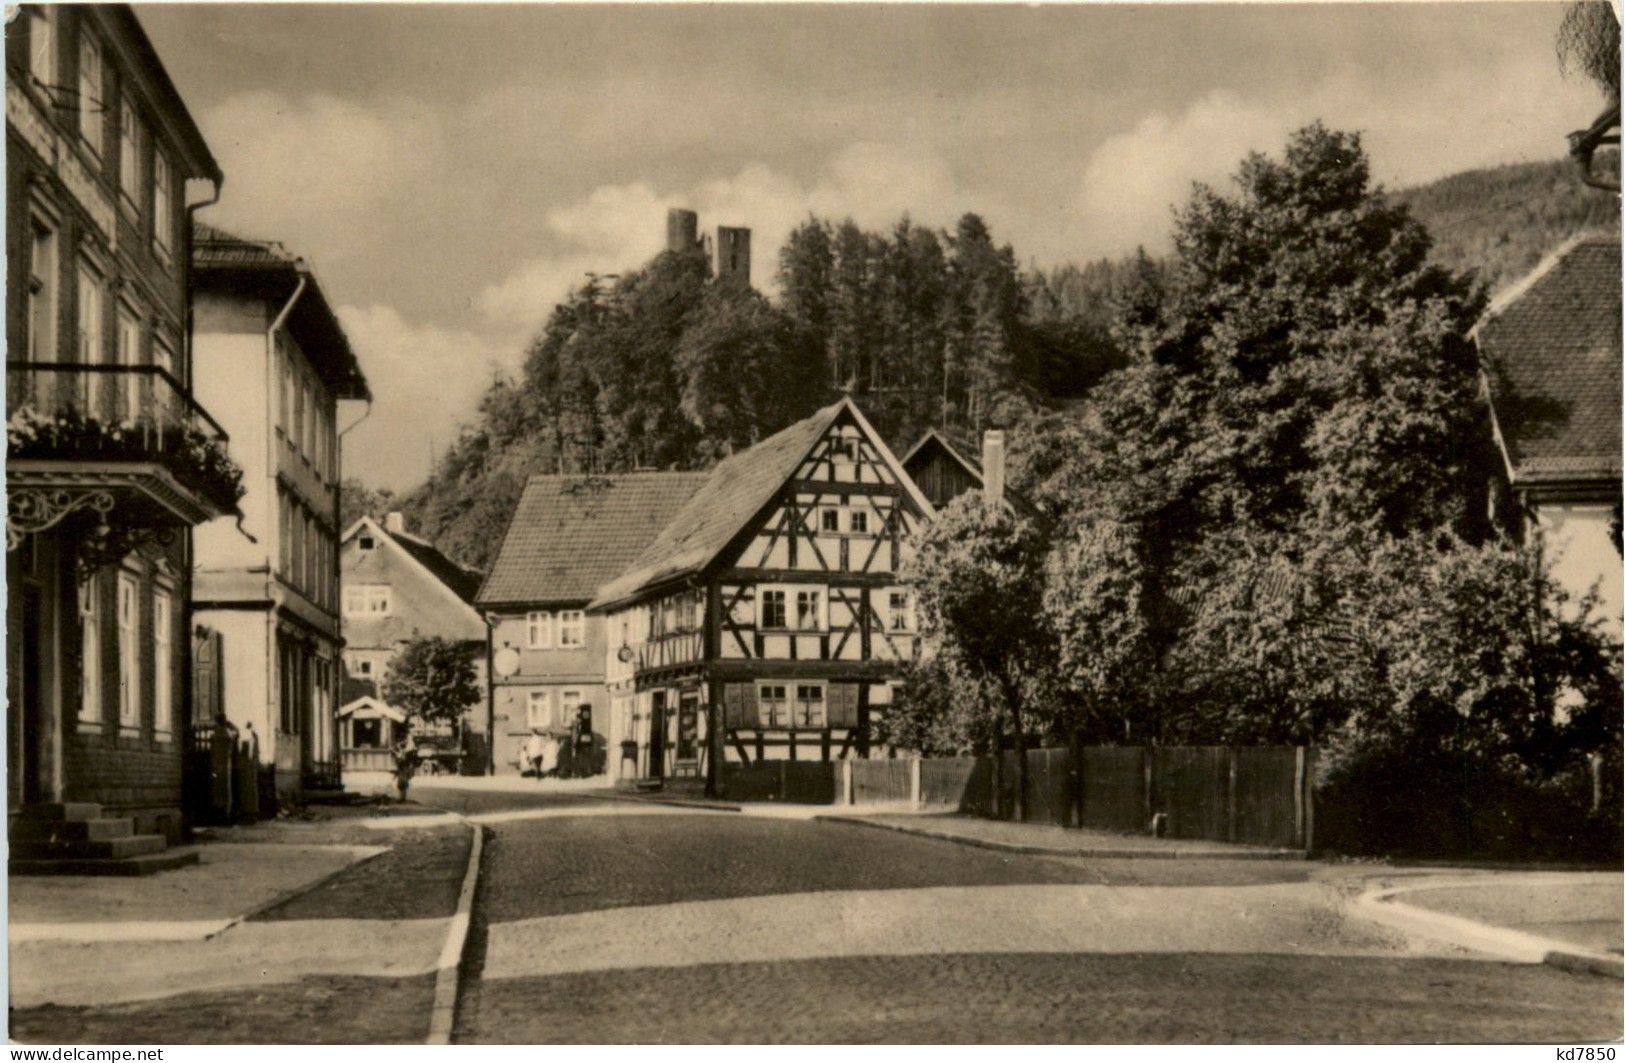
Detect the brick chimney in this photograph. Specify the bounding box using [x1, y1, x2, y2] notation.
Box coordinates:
[982, 430, 1005, 504]
[384, 511, 406, 534]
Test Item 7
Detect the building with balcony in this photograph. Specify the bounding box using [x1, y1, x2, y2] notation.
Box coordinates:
[339, 511, 487, 772]
[190, 225, 369, 804]
[477, 473, 704, 776]
[6, 4, 234, 854]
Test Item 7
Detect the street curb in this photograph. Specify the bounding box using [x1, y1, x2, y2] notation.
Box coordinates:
[1352, 879, 1624, 978]
[426, 820, 484, 1045]
[815, 814, 1309, 860]
[594, 791, 743, 814]
[209, 844, 392, 938]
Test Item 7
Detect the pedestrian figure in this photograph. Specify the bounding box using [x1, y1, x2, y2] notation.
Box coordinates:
[391, 731, 418, 802]
[523, 730, 547, 779]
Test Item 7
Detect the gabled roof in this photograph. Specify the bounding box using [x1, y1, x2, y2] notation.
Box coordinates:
[587, 398, 933, 611]
[192, 223, 371, 402]
[901, 428, 983, 481]
[1473, 233, 1622, 486]
[338, 696, 406, 724]
[476, 472, 710, 608]
[342, 515, 486, 625]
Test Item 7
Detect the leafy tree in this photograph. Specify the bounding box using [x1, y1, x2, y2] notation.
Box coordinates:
[1557, 0, 1620, 102]
[381, 636, 481, 740]
[905, 493, 1058, 819]
[340, 479, 396, 529]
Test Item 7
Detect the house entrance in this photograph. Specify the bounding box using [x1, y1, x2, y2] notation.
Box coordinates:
[8, 580, 47, 810]
[648, 691, 666, 781]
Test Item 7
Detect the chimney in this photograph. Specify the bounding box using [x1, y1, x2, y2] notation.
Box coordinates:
[384, 511, 406, 534]
[666, 208, 699, 254]
[982, 430, 1005, 504]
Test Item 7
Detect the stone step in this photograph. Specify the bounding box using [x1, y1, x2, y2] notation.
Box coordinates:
[11, 817, 134, 843]
[9, 834, 167, 861]
[14, 802, 103, 824]
[10, 849, 200, 877]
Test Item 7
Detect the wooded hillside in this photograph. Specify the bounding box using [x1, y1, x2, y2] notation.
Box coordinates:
[376, 156, 1617, 573]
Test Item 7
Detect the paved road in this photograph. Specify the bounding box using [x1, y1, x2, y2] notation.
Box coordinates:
[418, 792, 1621, 1044]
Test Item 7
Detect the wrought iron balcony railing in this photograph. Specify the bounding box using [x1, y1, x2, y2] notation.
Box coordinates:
[7, 361, 244, 515]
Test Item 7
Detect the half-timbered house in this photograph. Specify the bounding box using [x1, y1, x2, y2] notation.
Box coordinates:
[588, 397, 934, 794]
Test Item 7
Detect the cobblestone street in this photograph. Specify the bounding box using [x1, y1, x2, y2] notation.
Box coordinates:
[428, 793, 1622, 1044]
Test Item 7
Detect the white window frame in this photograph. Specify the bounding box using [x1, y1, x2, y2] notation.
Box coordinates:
[820, 506, 841, 534]
[364, 585, 390, 615]
[116, 304, 142, 420]
[153, 589, 172, 734]
[77, 261, 104, 366]
[152, 150, 173, 260]
[117, 572, 139, 729]
[526, 610, 553, 649]
[848, 508, 869, 535]
[343, 586, 364, 616]
[153, 333, 176, 384]
[794, 682, 826, 729]
[759, 588, 788, 630]
[118, 97, 142, 207]
[526, 689, 551, 729]
[28, 216, 57, 363]
[558, 609, 585, 648]
[27, 7, 54, 93]
[78, 28, 103, 158]
[757, 682, 791, 729]
[78, 574, 101, 724]
[887, 589, 915, 633]
[560, 689, 583, 729]
[793, 587, 826, 632]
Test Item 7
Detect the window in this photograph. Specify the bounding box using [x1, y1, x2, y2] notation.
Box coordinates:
[78, 575, 101, 723]
[117, 307, 141, 419]
[117, 573, 138, 728]
[560, 689, 583, 730]
[153, 335, 175, 383]
[279, 351, 292, 434]
[558, 610, 585, 648]
[304, 382, 318, 460]
[358, 534, 375, 551]
[278, 491, 291, 575]
[153, 591, 172, 733]
[294, 374, 307, 458]
[849, 509, 869, 534]
[760, 589, 787, 630]
[27, 219, 57, 362]
[831, 436, 857, 463]
[758, 683, 790, 728]
[364, 586, 390, 614]
[888, 590, 914, 632]
[795, 589, 824, 631]
[795, 684, 826, 729]
[357, 658, 372, 676]
[527, 690, 550, 729]
[821, 507, 840, 533]
[27, 7, 54, 91]
[118, 99, 142, 206]
[77, 263, 104, 364]
[78, 29, 103, 157]
[152, 151, 173, 258]
[526, 611, 552, 649]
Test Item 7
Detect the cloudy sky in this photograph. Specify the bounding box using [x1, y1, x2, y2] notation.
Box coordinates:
[141, 2, 1606, 492]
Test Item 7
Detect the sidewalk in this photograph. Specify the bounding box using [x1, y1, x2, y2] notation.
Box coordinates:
[818, 810, 1308, 859]
[9, 813, 476, 1043]
[1352, 870, 1624, 977]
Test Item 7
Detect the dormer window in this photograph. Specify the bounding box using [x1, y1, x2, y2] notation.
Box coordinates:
[358, 535, 375, 551]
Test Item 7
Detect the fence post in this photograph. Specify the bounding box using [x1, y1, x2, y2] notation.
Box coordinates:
[1069, 732, 1082, 828]
[910, 756, 922, 809]
[1142, 747, 1154, 834]
[1227, 746, 1238, 843]
[1293, 746, 1306, 850]
[1303, 748, 1316, 854]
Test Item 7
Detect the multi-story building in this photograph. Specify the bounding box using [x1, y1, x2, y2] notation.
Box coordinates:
[1474, 232, 1623, 639]
[477, 473, 703, 775]
[189, 225, 369, 803]
[588, 398, 934, 793]
[6, 4, 234, 856]
[339, 511, 487, 770]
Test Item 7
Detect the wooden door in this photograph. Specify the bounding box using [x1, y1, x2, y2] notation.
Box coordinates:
[648, 691, 666, 780]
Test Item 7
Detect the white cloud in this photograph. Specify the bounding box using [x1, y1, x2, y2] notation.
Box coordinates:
[198, 92, 441, 248]
[475, 143, 985, 333]
[336, 304, 507, 492]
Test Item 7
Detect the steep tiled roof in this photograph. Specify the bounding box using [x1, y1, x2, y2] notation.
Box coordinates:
[587, 401, 850, 610]
[1475, 233, 1622, 485]
[385, 528, 484, 605]
[477, 472, 710, 607]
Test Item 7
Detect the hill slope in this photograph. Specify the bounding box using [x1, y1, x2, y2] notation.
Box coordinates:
[1393, 158, 1619, 295]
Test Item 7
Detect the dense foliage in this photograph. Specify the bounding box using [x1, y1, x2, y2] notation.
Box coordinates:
[895, 126, 1620, 855]
[381, 636, 482, 738]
